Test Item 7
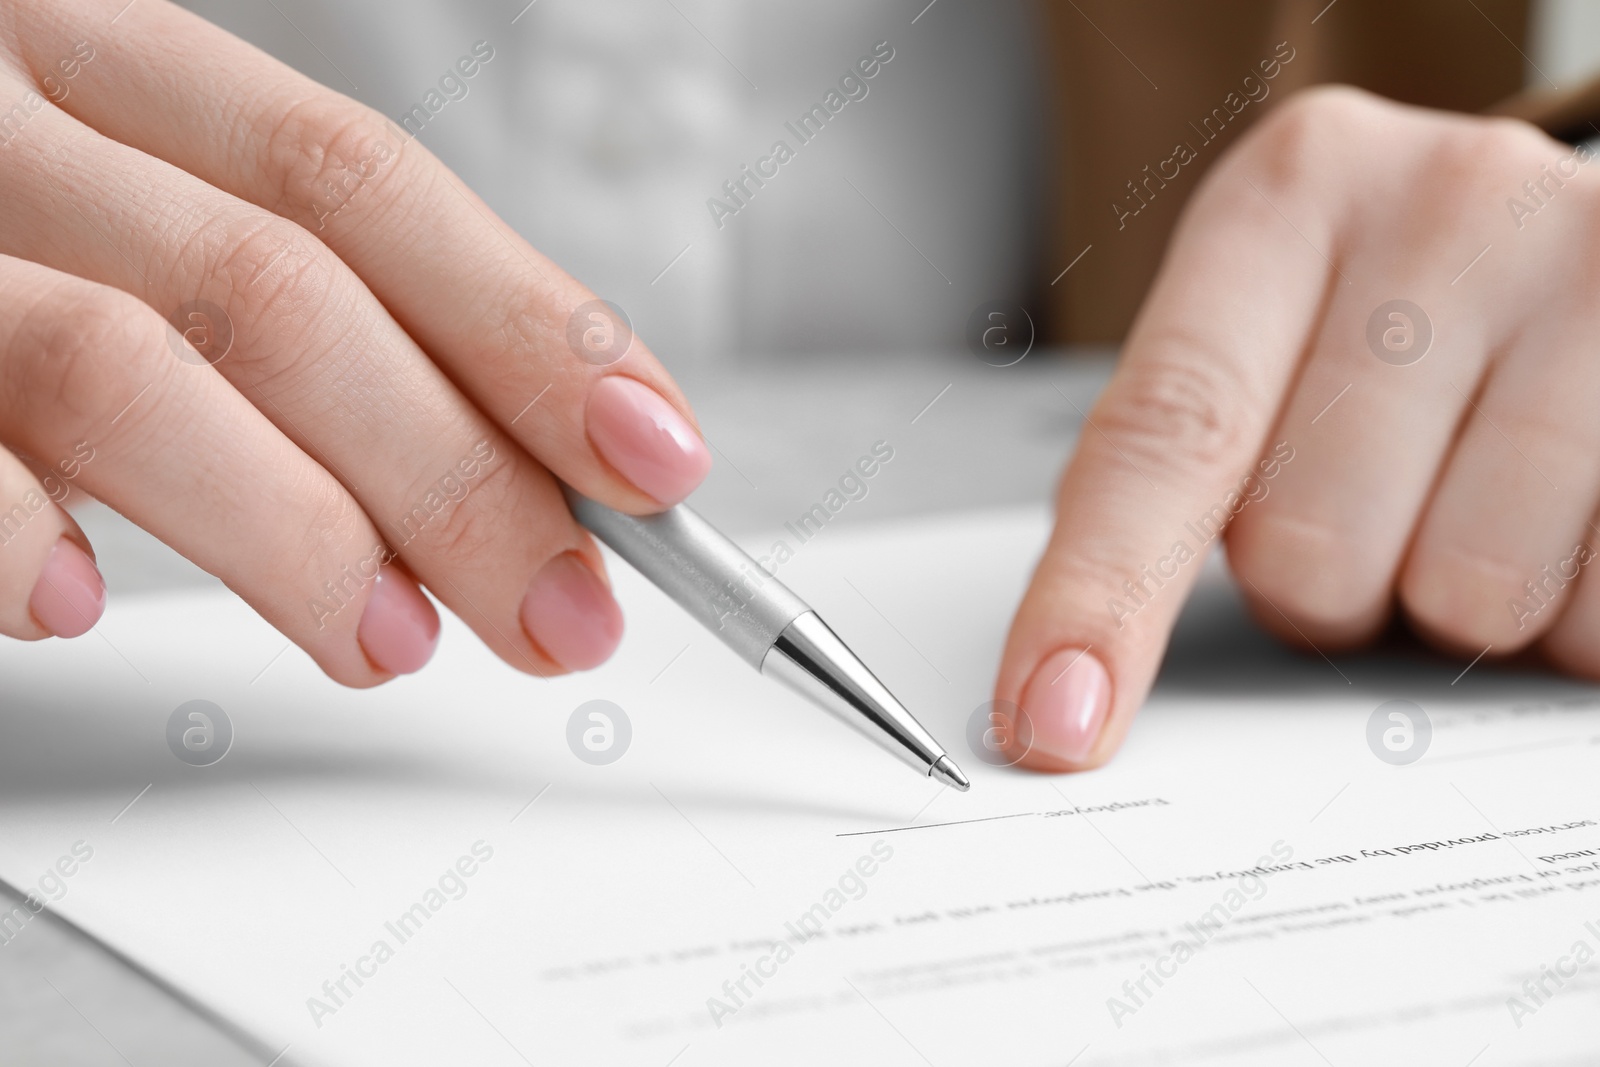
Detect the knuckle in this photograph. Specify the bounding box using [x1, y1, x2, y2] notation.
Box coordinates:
[393, 444, 526, 562]
[1226, 85, 1379, 192]
[1094, 337, 1252, 473]
[1221, 86, 1545, 212]
[481, 282, 555, 361]
[1469, 115, 1556, 169]
[291, 476, 371, 575]
[462, 277, 598, 393]
[1267, 85, 1383, 141]
[206, 219, 338, 371]
[434, 462, 523, 560]
[477, 277, 580, 365]
[1425, 117, 1553, 204]
[256, 94, 405, 229]
[6, 282, 169, 446]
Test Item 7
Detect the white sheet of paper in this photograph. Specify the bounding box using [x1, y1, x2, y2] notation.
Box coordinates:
[2, 507, 1599, 1066]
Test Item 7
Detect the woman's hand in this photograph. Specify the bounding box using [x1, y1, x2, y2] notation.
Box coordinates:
[998, 86, 1600, 770]
[0, 0, 711, 682]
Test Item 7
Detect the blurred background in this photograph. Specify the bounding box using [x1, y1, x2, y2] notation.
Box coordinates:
[181, 0, 1045, 371]
[173, 0, 1600, 372]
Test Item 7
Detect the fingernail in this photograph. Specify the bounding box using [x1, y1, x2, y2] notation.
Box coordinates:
[357, 566, 440, 676]
[29, 538, 106, 639]
[586, 376, 712, 506]
[520, 552, 624, 672]
[1020, 648, 1111, 765]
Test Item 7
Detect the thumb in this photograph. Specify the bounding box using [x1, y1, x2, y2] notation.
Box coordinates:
[996, 160, 1331, 772]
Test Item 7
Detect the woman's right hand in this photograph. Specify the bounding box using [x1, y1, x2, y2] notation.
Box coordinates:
[0, 0, 711, 683]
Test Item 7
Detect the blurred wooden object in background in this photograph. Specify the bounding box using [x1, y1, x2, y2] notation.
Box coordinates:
[1042, 0, 1531, 345]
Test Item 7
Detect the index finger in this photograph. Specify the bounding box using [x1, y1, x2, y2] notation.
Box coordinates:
[994, 104, 1337, 772]
[23, 0, 710, 510]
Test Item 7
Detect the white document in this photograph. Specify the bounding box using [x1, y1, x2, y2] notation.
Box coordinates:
[1, 508, 1598, 1066]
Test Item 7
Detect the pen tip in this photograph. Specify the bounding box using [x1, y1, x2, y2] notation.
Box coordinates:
[930, 755, 970, 792]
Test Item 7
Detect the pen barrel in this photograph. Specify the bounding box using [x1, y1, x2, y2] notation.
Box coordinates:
[566, 493, 810, 668]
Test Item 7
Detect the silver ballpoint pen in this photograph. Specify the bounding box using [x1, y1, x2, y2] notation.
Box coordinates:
[565, 490, 970, 791]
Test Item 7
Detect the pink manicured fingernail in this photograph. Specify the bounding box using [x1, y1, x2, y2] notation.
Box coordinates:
[586, 376, 712, 506]
[1020, 648, 1111, 764]
[520, 552, 623, 671]
[357, 566, 440, 676]
[29, 539, 106, 639]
